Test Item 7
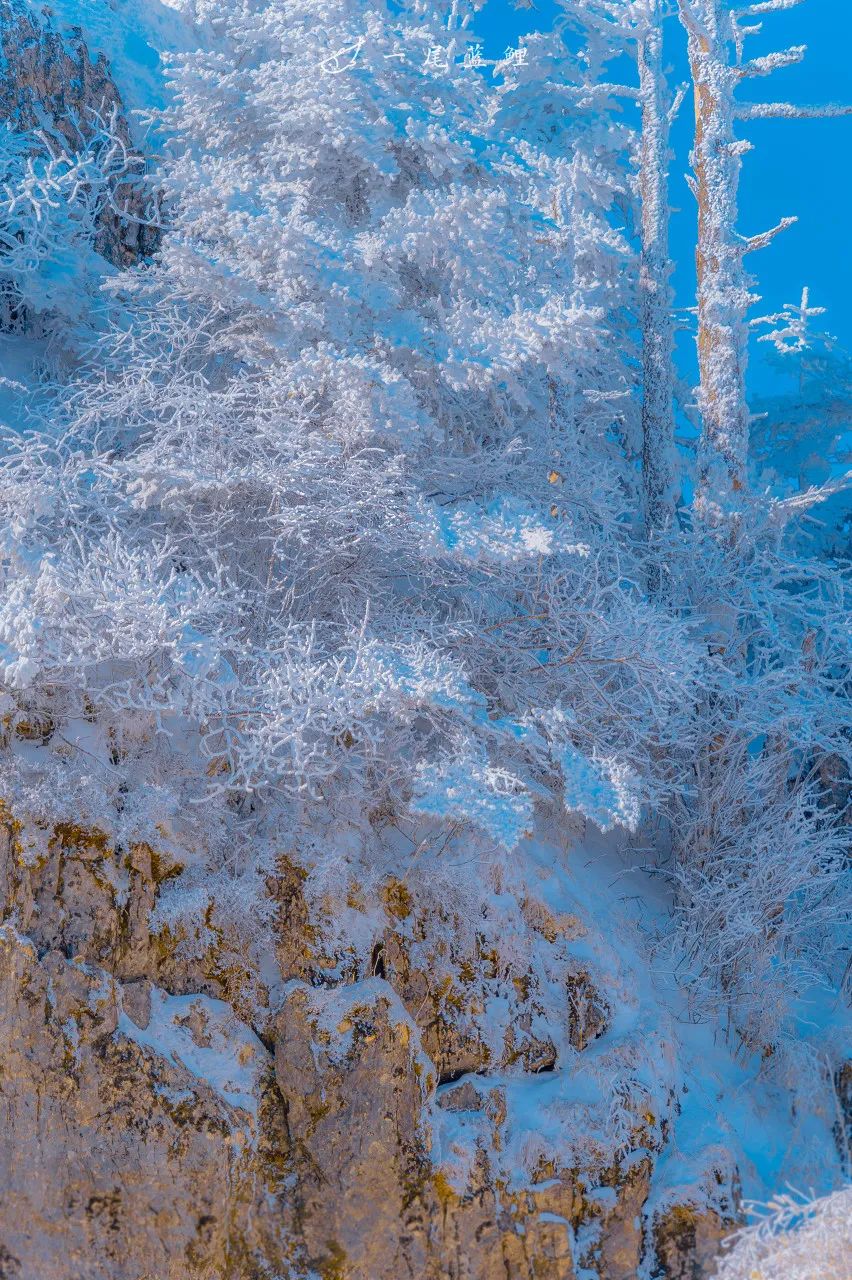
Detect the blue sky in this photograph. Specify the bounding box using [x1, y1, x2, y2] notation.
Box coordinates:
[476, 0, 852, 396]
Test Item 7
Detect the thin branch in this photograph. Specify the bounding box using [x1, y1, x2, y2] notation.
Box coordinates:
[676, 0, 703, 39]
[771, 470, 852, 525]
[736, 46, 806, 79]
[735, 0, 804, 14]
[736, 101, 852, 120]
[740, 215, 797, 255]
[668, 82, 689, 125]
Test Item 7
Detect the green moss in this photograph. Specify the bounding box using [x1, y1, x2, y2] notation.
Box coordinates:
[52, 821, 110, 855]
[150, 847, 185, 885]
[381, 877, 413, 921]
[305, 1097, 332, 1135]
[655, 1202, 699, 1257]
[255, 1064, 293, 1186]
[152, 923, 184, 965]
[432, 1170, 459, 1208]
[317, 1240, 348, 1280]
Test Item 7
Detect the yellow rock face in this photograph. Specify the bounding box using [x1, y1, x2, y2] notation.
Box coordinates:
[0, 803, 739, 1279]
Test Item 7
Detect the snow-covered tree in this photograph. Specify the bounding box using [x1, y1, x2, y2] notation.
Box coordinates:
[552, 0, 683, 536]
[650, 0, 852, 1042]
[678, 0, 851, 515]
[487, 0, 643, 499]
[751, 289, 852, 558]
[714, 1188, 852, 1280]
[0, 0, 701, 866]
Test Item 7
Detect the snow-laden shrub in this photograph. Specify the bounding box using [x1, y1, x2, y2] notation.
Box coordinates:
[0, 0, 701, 852]
[0, 110, 151, 334]
[660, 504, 852, 1042]
[714, 1188, 852, 1280]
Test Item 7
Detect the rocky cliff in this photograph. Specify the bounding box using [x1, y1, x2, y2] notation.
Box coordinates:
[0, 807, 740, 1279]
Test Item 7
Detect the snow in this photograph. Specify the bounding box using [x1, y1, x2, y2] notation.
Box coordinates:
[559, 746, 641, 833]
[412, 753, 535, 850]
[116, 985, 268, 1116]
[430, 824, 849, 1212]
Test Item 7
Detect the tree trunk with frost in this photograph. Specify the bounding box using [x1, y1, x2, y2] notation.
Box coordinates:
[637, 1, 680, 537]
[678, 0, 851, 514]
[680, 0, 751, 510]
[560, 1, 682, 546]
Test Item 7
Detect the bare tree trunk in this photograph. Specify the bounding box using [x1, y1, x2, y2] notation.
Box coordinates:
[638, 2, 678, 537]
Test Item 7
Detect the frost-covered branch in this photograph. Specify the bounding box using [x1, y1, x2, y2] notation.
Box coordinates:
[770, 469, 852, 523]
[714, 1188, 852, 1280]
[736, 100, 852, 119]
[740, 214, 797, 254]
[0, 103, 155, 334]
[736, 45, 806, 77]
[734, 0, 805, 14]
